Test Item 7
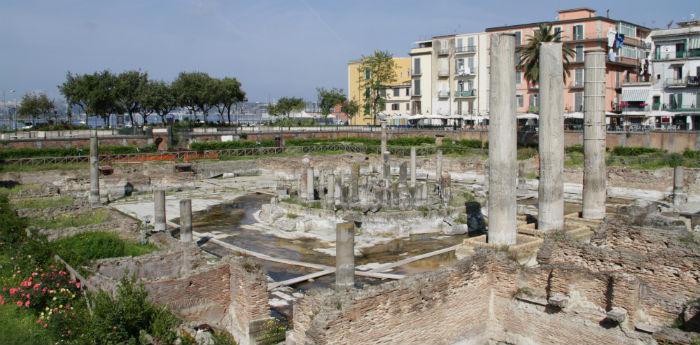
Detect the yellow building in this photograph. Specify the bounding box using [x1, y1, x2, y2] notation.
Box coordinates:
[347, 57, 411, 125]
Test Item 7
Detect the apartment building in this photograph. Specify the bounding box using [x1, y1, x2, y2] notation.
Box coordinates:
[409, 40, 433, 115]
[347, 57, 412, 126]
[486, 8, 651, 116]
[621, 20, 700, 130]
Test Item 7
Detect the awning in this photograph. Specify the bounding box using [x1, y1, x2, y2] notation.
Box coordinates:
[516, 113, 538, 119]
[622, 87, 649, 102]
[564, 112, 583, 119]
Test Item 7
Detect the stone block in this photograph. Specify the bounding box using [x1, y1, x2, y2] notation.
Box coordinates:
[606, 307, 627, 323]
[547, 293, 569, 308]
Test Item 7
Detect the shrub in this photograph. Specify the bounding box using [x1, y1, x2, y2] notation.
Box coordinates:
[0, 145, 156, 159]
[0, 194, 28, 245]
[565, 144, 583, 154]
[386, 136, 434, 146]
[190, 139, 276, 151]
[611, 146, 664, 156]
[683, 149, 700, 160]
[52, 232, 156, 270]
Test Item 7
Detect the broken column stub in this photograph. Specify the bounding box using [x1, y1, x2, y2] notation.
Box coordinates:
[179, 199, 193, 243]
[335, 222, 355, 290]
[89, 131, 101, 207]
[153, 189, 166, 232]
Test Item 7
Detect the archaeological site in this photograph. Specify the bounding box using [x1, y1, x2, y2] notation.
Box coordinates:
[2, 34, 699, 345]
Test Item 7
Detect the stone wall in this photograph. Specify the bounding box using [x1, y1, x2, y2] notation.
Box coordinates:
[288, 252, 651, 345]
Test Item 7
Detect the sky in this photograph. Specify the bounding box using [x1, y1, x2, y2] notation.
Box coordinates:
[1, 0, 699, 103]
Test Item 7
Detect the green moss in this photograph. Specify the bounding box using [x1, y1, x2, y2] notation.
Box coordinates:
[30, 209, 110, 230]
[12, 196, 74, 209]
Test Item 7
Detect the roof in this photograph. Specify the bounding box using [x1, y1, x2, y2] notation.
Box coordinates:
[558, 8, 596, 13]
[486, 16, 651, 33]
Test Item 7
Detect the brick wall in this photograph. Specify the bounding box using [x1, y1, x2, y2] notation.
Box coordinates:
[288, 252, 654, 345]
[538, 221, 700, 325]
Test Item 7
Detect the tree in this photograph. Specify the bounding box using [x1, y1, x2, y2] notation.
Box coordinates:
[17, 93, 55, 126]
[115, 70, 148, 128]
[341, 100, 359, 125]
[139, 80, 177, 125]
[171, 72, 215, 123]
[268, 97, 305, 130]
[212, 77, 246, 126]
[517, 24, 574, 85]
[358, 50, 397, 125]
[317, 88, 346, 124]
[59, 71, 119, 128]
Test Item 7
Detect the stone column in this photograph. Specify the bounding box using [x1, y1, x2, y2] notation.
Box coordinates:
[380, 121, 387, 155]
[673, 166, 687, 206]
[410, 147, 417, 187]
[179, 199, 193, 243]
[335, 222, 355, 290]
[487, 33, 518, 245]
[89, 131, 101, 207]
[299, 156, 310, 200]
[382, 151, 390, 179]
[154, 189, 166, 232]
[436, 149, 443, 182]
[537, 42, 565, 231]
[334, 174, 342, 204]
[351, 163, 360, 202]
[399, 161, 408, 185]
[306, 167, 314, 201]
[326, 173, 335, 207]
[582, 48, 608, 220]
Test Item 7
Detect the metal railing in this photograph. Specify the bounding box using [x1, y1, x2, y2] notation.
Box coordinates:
[455, 90, 476, 97]
[455, 45, 476, 53]
[665, 77, 686, 87]
[438, 48, 449, 55]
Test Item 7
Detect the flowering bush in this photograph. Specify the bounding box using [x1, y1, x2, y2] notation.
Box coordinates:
[1, 266, 81, 328]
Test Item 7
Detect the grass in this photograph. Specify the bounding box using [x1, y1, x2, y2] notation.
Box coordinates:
[0, 304, 53, 345]
[0, 183, 41, 196]
[30, 209, 110, 230]
[12, 196, 74, 209]
[0, 162, 87, 173]
[53, 231, 157, 272]
[286, 213, 299, 219]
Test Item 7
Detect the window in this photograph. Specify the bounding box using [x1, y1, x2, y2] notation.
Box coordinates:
[618, 22, 636, 38]
[364, 68, 370, 80]
[468, 36, 475, 48]
[457, 80, 465, 92]
[413, 58, 421, 75]
[574, 92, 584, 111]
[467, 56, 475, 71]
[406, 103, 410, 110]
[514, 31, 521, 46]
[364, 87, 370, 98]
[406, 88, 410, 96]
[529, 94, 539, 108]
[553, 27, 562, 39]
[669, 93, 683, 109]
[456, 58, 465, 73]
[573, 25, 584, 40]
[457, 100, 463, 115]
[516, 94, 524, 107]
[575, 68, 584, 86]
[575, 45, 584, 62]
[413, 79, 421, 96]
[393, 88, 400, 97]
[456, 38, 463, 49]
[391, 103, 399, 111]
[516, 71, 521, 84]
[620, 45, 638, 58]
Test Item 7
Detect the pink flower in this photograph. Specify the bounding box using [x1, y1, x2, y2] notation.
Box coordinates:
[16, 301, 22, 307]
[31, 272, 38, 277]
[24, 300, 30, 307]
[33, 284, 40, 291]
[75, 282, 81, 289]
[9, 288, 17, 295]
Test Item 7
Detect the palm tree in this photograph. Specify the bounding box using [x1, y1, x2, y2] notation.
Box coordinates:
[517, 24, 575, 85]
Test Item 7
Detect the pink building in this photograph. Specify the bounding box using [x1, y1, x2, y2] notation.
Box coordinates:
[487, 8, 651, 120]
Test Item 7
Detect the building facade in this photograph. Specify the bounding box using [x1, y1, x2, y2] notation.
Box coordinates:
[409, 40, 433, 115]
[486, 8, 651, 117]
[347, 57, 412, 125]
[621, 21, 700, 130]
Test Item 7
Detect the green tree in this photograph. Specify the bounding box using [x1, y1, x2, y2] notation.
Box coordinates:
[517, 24, 574, 85]
[59, 71, 120, 128]
[341, 100, 359, 125]
[172, 72, 215, 123]
[212, 77, 246, 126]
[114, 70, 148, 128]
[17, 93, 55, 126]
[358, 50, 397, 125]
[316, 87, 346, 123]
[139, 80, 177, 125]
[269, 97, 305, 129]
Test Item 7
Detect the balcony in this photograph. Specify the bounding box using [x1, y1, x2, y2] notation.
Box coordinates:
[411, 69, 421, 77]
[608, 56, 639, 66]
[438, 70, 450, 78]
[455, 45, 476, 54]
[665, 78, 686, 88]
[455, 68, 475, 77]
[411, 92, 421, 97]
[654, 50, 700, 61]
[455, 90, 476, 98]
[437, 90, 450, 98]
[621, 105, 650, 113]
[437, 48, 450, 56]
